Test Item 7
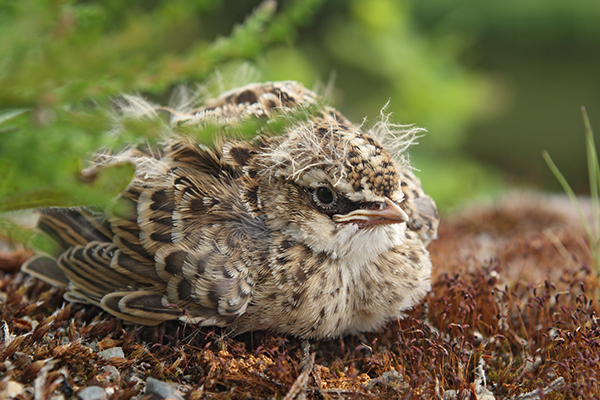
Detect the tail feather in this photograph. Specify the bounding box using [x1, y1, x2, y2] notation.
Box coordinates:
[57, 243, 126, 303]
[38, 208, 113, 251]
[20, 255, 69, 288]
[101, 291, 183, 326]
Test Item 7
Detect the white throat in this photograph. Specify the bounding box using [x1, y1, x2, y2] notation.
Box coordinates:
[286, 221, 407, 269]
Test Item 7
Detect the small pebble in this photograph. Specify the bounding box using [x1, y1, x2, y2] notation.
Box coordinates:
[145, 377, 183, 400]
[77, 386, 107, 400]
[102, 365, 120, 382]
[3, 381, 24, 398]
[97, 347, 124, 359]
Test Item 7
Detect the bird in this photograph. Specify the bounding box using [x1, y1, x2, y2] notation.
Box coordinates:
[21, 81, 439, 340]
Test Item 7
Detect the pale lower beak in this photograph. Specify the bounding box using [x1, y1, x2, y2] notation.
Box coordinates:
[333, 197, 409, 226]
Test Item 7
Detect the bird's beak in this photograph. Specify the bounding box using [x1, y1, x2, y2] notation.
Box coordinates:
[333, 197, 409, 227]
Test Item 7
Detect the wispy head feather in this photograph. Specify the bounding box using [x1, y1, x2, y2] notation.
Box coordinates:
[368, 102, 424, 171]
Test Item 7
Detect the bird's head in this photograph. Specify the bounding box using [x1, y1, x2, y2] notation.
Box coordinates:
[253, 110, 410, 263]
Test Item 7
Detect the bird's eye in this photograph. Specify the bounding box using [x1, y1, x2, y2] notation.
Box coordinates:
[314, 187, 335, 207]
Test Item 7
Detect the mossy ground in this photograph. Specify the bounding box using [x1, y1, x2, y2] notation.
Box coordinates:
[1, 193, 598, 399]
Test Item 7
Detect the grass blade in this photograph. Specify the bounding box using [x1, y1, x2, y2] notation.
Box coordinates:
[582, 106, 600, 250]
[542, 149, 598, 267]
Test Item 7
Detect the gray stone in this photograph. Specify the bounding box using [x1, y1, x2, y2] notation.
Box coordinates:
[145, 377, 183, 400]
[97, 347, 124, 359]
[77, 386, 107, 400]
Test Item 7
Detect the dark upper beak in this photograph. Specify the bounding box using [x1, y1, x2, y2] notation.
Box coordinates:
[332, 197, 409, 226]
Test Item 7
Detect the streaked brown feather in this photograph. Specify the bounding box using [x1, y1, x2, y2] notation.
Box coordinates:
[21, 255, 69, 288]
[100, 291, 181, 326]
[38, 208, 113, 251]
[107, 189, 155, 264]
[137, 187, 176, 254]
[398, 170, 439, 246]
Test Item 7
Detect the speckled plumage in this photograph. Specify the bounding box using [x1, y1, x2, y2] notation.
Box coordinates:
[22, 81, 439, 340]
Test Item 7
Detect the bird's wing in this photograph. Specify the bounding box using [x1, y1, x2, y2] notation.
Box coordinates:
[22, 138, 268, 327]
[160, 144, 269, 324]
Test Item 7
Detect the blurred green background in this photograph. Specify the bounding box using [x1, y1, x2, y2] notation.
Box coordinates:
[1, 0, 599, 239]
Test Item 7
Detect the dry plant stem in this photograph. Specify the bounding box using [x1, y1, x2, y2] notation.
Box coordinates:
[283, 353, 314, 400]
[510, 377, 565, 400]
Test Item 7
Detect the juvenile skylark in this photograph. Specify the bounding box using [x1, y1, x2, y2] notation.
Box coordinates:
[22, 81, 439, 340]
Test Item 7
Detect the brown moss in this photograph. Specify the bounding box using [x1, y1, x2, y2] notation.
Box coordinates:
[0, 248, 32, 274]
